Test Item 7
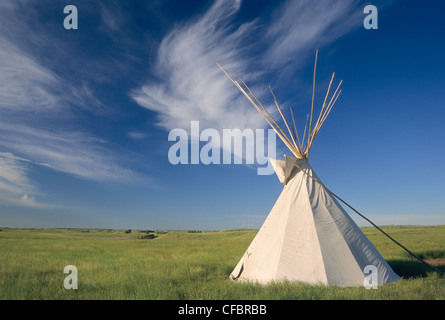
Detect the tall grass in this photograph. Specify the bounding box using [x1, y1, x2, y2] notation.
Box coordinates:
[0, 226, 444, 300]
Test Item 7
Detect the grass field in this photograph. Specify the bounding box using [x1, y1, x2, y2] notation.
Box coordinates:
[0, 225, 444, 300]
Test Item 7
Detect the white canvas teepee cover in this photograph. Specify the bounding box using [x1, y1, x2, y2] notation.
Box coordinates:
[219, 51, 401, 286]
[230, 156, 400, 286]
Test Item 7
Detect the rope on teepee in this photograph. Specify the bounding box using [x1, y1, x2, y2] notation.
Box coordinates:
[295, 162, 444, 276]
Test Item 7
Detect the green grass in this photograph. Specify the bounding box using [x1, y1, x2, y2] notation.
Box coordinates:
[0, 226, 444, 300]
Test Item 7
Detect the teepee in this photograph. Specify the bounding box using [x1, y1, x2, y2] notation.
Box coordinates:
[218, 51, 400, 286]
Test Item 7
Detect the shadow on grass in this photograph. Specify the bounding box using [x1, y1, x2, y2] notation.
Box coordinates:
[388, 249, 445, 278]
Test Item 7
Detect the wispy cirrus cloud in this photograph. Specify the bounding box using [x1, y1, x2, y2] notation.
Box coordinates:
[263, 0, 361, 70]
[0, 1, 146, 208]
[127, 131, 148, 140]
[0, 122, 141, 184]
[0, 152, 49, 208]
[129, 0, 365, 166]
[0, 37, 59, 112]
[130, 0, 264, 134]
[0, 0, 367, 210]
[130, 0, 364, 142]
[0, 121, 144, 208]
[0, 35, 138, 181]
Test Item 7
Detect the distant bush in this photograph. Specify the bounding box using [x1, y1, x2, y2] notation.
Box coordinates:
[140, 230, 154, 234]
[188, 230, 202, 233]
[139, 234, 157, 240]
[125, 229, 132, 234]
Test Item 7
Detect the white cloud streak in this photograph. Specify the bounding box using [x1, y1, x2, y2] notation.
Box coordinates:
[0, 37, 59, 112]
[0, 38, 136, 184]
[0, 152, 49, 208]
[0, 0, 366, 209]
[0, 1, 145, 209]
[263, 0, 361, 70]
[0, 123, 139, 184]
[131, 0, 364, 161]
[130, 0, 264, 133]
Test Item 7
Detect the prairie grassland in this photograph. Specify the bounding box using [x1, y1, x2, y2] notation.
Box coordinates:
[0, 226, 444, 300]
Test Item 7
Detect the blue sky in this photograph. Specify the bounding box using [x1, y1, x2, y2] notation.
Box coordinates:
[1, 0, 444, 230]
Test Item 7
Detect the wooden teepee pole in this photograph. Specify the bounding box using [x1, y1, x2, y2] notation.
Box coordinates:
[218, 50, 342, 160]
[306, 49, 318, 157]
